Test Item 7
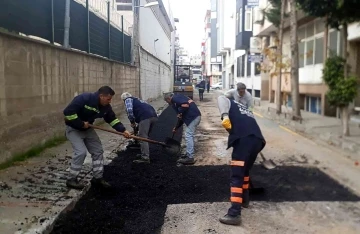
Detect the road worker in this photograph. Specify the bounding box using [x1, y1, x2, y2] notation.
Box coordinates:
[217, 94, 266, 225]
[63, 86, 130, 190]
[224, 82, 253, 111]
[196, 80, 206, 101]
[164, 93, 201, 165]
[121, 92, 158, 164]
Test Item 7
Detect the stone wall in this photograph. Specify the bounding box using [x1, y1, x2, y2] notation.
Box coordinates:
[139, 47, 172, 101]
[0, 32, 139, 163]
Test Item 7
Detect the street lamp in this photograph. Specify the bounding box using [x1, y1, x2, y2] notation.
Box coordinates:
[133, 1, 159, 8]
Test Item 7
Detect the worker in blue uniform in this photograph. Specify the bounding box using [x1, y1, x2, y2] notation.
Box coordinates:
[217, 95, 266, 225]
[121, 92, 158, 164]
[63, 86, 130, 190]
[164, 93, 201, 165]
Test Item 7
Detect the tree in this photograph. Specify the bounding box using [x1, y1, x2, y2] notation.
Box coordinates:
[263, 0, 288, 114]
[323, 56, 358, 125]
[289, 0, 301, 118]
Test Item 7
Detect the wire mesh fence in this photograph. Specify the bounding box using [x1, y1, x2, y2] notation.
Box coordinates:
[0, 0, 132, 63]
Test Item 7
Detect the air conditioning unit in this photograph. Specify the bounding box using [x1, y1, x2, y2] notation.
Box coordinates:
[254, 8, 263, 23]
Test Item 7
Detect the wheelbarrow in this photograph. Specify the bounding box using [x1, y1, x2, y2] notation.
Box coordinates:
[88, 124, 181, 156]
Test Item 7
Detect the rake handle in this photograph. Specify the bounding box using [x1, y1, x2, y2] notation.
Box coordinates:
[88, 124, 166, 146]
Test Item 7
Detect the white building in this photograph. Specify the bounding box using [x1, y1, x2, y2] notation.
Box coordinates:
[216, 0, 236, 89]
[114, 0, 175, 100]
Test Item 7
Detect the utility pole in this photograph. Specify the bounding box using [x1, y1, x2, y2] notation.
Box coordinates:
[63, 0, 70, 48]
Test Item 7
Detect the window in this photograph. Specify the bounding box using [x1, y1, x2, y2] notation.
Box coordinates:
[314, 37, 324, 64]
[299, 41, 305, 68]
[255, 62, 261, 75]
[329, 30, 338, 55]
[117, 4, 132, 11]
[244, 7, 252, 31]
[298, 20, 329, 67]
[247, 60, 251, 76]
[238, 8, 242, 33]
[237, 57, 241, 77]
[339, 28, 344, 56]
[236, 13, 239, 34]
[305, 40, 314, 65]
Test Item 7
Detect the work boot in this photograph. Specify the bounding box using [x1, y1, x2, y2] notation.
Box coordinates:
[177, 156, 195, 165]
[66, 178, 86, 190]
[133, 154, 150, 164]
[176, 154, 188, 163]
[219, 214, 241, 226]
[91, 178, 112, 189]
[242, 189, 250, 208]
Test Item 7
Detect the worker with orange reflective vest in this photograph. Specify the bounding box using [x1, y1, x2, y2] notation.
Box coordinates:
[164, 93, 201, 165]
[63, 86, 131, 190]
[217, 94, 266, 226]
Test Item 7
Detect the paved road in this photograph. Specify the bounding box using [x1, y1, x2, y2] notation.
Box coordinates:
[161, 91, 360, 234]
[21, 90, 360, 234]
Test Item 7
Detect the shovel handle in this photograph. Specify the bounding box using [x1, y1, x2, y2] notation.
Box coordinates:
[88, 124, 166, 146]
[171, 118, 182, 138]
[259, 152, 266, 161]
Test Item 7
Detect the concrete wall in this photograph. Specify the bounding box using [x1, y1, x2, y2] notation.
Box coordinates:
[0, 32, 139, 163]
[139, 47, 172, 101]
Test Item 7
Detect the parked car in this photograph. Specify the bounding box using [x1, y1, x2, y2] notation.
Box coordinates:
[211, 82, 223, 90]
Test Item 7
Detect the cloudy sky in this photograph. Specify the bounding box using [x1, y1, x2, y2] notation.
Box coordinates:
[168, 0, 210, 56]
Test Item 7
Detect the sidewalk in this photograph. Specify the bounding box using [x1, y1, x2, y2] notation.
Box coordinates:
[0, 97, 167, 234]
[253, 100, 360, 161]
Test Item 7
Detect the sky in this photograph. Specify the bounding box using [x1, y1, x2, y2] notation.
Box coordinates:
[168, 0, 210, 56]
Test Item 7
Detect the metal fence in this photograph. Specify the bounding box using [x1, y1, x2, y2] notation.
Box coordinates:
[0, 0, 132, 63]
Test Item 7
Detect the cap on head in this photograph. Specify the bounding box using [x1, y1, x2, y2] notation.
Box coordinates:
[236, 82, 246, 90]
[121, 92, 132, 100]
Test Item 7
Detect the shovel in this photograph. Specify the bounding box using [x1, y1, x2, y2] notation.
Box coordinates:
[89, 124, 181, 155]
[164, 118, 182, 153]
[259, 152, 276, 170]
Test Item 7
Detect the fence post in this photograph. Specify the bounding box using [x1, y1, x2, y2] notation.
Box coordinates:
[86, 0, 90, 53]
[107, 1, 111, 59]
[121, 15, 125, 62]
[51, 0, 54, 44]
[63, 0, 70, 48]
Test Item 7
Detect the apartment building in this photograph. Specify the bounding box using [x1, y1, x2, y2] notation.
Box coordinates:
[209, 0, 222, 85]
[253, 0, 360, 116]
[234, 0, 262, 97]
[201, 10, 212, 84]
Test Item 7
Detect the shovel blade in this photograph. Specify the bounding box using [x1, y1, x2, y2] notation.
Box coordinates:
[262, 160, 277, 170]
[163, 137, 181, 156]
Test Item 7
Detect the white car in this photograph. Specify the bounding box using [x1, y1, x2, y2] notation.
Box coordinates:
[211, 82, 223, 90]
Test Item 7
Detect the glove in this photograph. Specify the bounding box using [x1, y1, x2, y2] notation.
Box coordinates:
[221, 116, 232, 131]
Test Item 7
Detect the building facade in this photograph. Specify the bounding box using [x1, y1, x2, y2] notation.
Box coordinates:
[115, 0, 175, 100]
[234, 0, 262, 97]
[253, 0, 360, 116]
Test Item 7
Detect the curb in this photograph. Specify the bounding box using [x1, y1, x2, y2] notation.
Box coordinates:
[254, 106, 360, 162]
